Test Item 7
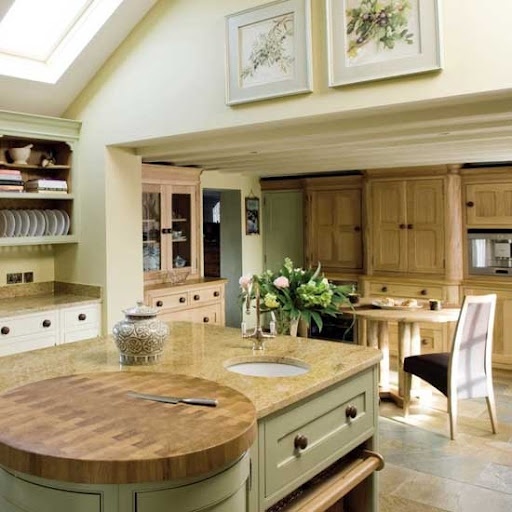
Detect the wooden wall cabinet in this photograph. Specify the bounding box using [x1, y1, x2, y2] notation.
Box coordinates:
[142, 165, 201, 284]
[304, 175, 363, 275]
[0, 111, 80, 246]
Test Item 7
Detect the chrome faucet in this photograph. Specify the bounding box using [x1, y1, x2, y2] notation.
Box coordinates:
[241, 279, 275, 350]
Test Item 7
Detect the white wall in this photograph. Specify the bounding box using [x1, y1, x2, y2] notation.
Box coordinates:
[64, 0, 512, 329]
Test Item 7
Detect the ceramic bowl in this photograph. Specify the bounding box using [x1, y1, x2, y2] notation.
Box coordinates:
[9, 145, 32, 164]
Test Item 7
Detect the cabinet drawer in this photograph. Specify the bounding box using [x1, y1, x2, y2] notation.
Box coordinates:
[368, 281, 443, 300]
[188, 285, 223, 306]
[61, 304, 100, 332]
[388, 323, 444, 355]
[0, 310, 58, 338]
[262, 369, 375, 500]
[160, 304, 222, 326]
[0, 332, 57, 357]
[148, 291, 189, 311]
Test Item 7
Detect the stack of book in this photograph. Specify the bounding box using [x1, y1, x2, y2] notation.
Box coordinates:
[24, 179, 68, 194]
[0, 169, 24, 192]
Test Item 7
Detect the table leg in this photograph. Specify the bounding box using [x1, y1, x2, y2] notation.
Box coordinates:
[397, 322, 412, 399]
[378, 321, 390, 392]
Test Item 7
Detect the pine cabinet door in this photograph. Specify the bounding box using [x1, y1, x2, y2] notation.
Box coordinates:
[406, 179, 445, 274]
[465, 183, 512, 226]
[371, 181, 407, 272]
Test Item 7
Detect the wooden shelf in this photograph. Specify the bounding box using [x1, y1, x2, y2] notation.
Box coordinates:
[0, 234, 78, 246]
[0, 162, 70, 171]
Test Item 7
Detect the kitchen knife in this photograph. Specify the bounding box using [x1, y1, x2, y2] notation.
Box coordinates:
[127, 391, 218, 407]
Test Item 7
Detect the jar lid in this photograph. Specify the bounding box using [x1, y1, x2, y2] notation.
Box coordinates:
[123, 301, 158, 318]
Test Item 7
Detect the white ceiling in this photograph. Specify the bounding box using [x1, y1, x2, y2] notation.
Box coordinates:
[128, 89, 512, 177]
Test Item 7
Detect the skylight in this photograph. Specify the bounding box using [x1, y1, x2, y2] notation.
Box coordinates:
[0, 0, 124, 83]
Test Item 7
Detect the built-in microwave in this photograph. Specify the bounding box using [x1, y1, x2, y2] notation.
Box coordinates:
[468, 229, 512, 275]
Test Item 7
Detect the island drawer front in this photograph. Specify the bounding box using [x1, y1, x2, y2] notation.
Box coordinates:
[263, 369, 375, 499]
[0, 310, 58, 338]
[0, 467, 101, 512]
[368, 281, 444, 300]
[159, 304, 222, 325]
[147, 291, 189, 311]
[0, 332, 57, 357]
[61, 304, 100, 332]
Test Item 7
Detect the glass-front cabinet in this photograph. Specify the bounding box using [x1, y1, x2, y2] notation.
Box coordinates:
[142, 165, 201, 284]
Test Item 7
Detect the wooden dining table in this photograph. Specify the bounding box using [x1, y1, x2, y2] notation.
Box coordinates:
[349, 303, 460, 406]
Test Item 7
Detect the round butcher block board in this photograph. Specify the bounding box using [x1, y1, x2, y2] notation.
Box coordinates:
[0, 372, 257, 484]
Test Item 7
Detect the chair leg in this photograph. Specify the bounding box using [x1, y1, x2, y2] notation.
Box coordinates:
[448, 392, 457, 440]
[486, 393, 498, 434]
[403, 371, 412, 417]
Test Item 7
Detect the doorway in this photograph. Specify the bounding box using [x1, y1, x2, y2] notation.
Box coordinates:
[203, 189, 242, 328]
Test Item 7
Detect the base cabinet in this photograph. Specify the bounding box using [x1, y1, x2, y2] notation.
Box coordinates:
[0, 453, 249, 512]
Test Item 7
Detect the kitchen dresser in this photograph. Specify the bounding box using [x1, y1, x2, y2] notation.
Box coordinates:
[142, 164, 226, 326]
[0, 110, 80, 245]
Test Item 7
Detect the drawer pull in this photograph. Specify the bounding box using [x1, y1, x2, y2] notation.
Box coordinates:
[421, 339, 428, 345]
[420, 289, 428, 296]
[399, 223, 406, 230]
[1, 326, 9, 335]
[213, 291, 220, 297]
[466, 201, 474, 208]
[294, 434, 308, 450]
[179, 297, 186, 303]
[156, 300, 163, 307]
[203, 317, 210, 323]
[381, 286, 388, 293]
[345, 404, 358, 419]
[407, 224, 413, 229]
[42, 320, 51, 328]
[78, 313, 87, 321]
[194, 294, 200, 301]
[354, 225, 361, 232]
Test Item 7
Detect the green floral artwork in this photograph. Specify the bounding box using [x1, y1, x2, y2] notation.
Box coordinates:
[346, 0, 414, 58]
[241, 14, 294, 80]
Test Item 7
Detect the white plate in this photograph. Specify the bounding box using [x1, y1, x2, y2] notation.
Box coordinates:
[33, 210, 46, 237]
[372, 300, 423, 310]
[27, 210, 38, 236]
[3, 210, 15, 237]
[52, 209, 65, 235]
[0, 211, 8, 237]
[44, 210, 58, 236]
[60, 210, 70, 235]
[11, 210, 22, 236]
[18, 210, 30, 236]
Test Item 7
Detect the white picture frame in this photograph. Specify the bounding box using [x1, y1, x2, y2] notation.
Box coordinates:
[326, 0, 442, 87]
[225, 0, 312, 105]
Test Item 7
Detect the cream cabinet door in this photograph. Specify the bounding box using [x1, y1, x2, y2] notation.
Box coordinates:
[465, 183, 512, 226]
[308, 188, 362, 271]
[406, 179, 445, 274]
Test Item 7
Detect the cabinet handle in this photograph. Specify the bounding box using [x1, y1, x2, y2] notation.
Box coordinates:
[354, 226, 361, 232]
[78, 313, 86, 321]
[345, 404, 358, 419]
[466, 201, 475, 208]
[161, 228, 172, 234]
[420, 289, 428, 296]
[1, 326, 9, 335]
[203, 317, 210, 323]
[179, 297, 186, 303]
[294, 434, 308, 450]
[156, 300, 163, 307]
[42, 319, 51, 328]
[407, 224, 413, 229]
[399, 224, 406, 229]
[213, 291, 220, 297]
[421, 339, 428, 345]
[381, 286, 388, 292]
[194, 294, 200, 301]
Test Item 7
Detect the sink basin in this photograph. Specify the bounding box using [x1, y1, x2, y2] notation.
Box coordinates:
[225, 357, 310, 377]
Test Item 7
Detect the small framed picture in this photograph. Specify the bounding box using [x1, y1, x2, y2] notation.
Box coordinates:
[326, 0, 442, 86]
[225, 0, 312, 105]
[245, 197, 260, 235]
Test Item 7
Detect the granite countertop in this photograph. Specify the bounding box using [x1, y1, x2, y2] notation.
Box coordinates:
[0, 293, 101, 317]
[0, 322, 381, 418]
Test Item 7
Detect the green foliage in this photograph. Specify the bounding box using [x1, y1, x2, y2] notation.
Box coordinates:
[346, 0, 414, 58]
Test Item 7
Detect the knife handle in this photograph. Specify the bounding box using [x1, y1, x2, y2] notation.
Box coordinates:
[181, 398, 218, 407]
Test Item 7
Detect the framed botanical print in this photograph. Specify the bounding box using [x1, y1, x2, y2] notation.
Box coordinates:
[225, 0, 312, 105]
[326, 0, 442, 86]
[245, 197, 260, 235]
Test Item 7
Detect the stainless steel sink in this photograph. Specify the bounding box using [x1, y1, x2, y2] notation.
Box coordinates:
[224, 357, 310, 377]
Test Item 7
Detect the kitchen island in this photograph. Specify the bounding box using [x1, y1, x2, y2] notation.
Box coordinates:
[0, 322, 382, 512]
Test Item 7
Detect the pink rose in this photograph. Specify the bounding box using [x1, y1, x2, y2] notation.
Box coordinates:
[273, 276, 289, 289]
[239, 275, 253, 290]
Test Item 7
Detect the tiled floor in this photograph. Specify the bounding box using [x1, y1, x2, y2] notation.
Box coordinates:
[378, 368, 512, 511]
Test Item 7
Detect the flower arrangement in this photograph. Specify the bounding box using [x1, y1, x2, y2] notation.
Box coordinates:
[239, 258, 352, 334]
